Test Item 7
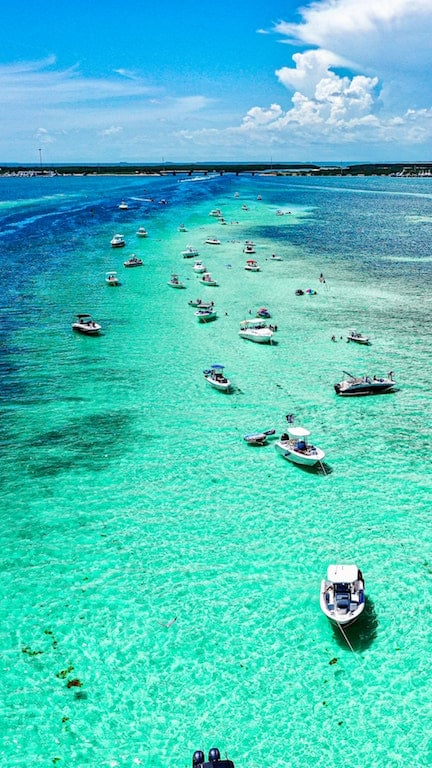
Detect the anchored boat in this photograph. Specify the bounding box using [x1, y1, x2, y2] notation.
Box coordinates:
[334, 371, 396, 396]
[320, 564, 365, 627]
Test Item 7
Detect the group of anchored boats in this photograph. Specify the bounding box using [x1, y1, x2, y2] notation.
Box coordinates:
[73, 192, 379, 641]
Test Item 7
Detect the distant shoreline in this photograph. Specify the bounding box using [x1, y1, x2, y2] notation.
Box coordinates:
[1, 162, 432, 177]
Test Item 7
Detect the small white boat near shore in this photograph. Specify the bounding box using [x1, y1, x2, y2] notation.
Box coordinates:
[118, 200, 128, 210]
[245, 259, 260, 271]
[203, 364, 231, 392]
[182, 245, 199, 258]
[106, 271, 121, 286]
[275, 425, 325, 467]
[347, 329, 371, 345]
[136, 226, 148, 237]
[123, 254, 143, 267]
[239, 319, 273, 344]
[320, 565, 365, 627]
[111, 233, 126, 248]
[72, 313, 101, 335]
[200, 272, 218, 286]
[205, 237, 221, 245]
[195, 307, 218, 322]
[193, 260, 207, 273]
[168, 273, 185, 288]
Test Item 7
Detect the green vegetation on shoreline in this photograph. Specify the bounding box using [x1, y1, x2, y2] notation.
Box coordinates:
[2, 162, 432, 177]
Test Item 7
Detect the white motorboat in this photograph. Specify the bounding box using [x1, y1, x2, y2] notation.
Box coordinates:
[234, 192, 239, 198]
[347, 329, 371, 345]
[209, 209, 223, 217]
[188, 298, 214, 308]
[106, 271, 121, 286]
[245, 259, 260, 271]
[243, 429, 276, 446]
[111, 233, 126, 248]
[178, 223, 187, 232]
[241, 204, 249, 211]
[270, 253, 282, 261]
[193, 260, 207, 273]
[243, 243, 256, 254]
[72, 313, 101, 335]
[123, 254, 143, 267]
[275, 425, 325, 467]
[136, 226, 148, 237]
[203, 364, 231, 392]
[182, 245, 199, 258]
[320, 565, 365, 627]
[205, 237, 221, 245]
[195, 307, 218, 322]
[239, 319, 273, 343]
[168, 273, 185, 288]
[334, 371, 396, 396]
[118, 200, 128, 210]
[200, 272, 218, 286]
[257, 194, 262, 200]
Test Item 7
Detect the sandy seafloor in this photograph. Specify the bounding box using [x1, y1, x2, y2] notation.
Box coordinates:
[0, 172, 431, 767]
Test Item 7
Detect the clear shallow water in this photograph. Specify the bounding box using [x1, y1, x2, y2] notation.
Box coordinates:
[0, 174, 431, 767]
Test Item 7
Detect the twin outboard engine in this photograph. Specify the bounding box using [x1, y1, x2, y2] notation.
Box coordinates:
[192, 748, 234, 768]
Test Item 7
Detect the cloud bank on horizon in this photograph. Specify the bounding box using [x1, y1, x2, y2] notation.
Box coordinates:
[2, 0, 432, 162]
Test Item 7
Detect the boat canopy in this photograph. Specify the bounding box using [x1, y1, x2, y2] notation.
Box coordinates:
[286, 426, 311, 438]
[211, 364, 224, 371]
[240, 318, 267, 327]
[327, 564, 358, 583]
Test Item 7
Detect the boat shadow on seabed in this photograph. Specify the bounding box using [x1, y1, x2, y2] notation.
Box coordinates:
[331, 598, 378, 653]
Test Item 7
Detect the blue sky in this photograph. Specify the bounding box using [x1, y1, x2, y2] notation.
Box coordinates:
[2, 0, 432, 163]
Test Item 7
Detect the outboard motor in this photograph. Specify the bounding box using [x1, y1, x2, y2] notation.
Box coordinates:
[208, 748, 221, 763]
[193, 751, 205, 768]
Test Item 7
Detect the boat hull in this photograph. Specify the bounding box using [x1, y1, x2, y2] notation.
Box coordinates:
[239, 331, 273, 343]
[275, 441, 325, 466]
[205, 377, 231, 392]
[335, 379, 396, 396]
[72, 325, 101, 336]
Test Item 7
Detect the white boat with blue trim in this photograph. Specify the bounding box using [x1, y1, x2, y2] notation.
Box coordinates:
[203, 364, 231, 392]
[275, 425, 325, 466]
[320, 565, 365, 627]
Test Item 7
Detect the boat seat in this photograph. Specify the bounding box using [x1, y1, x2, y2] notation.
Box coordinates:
[336, 596, 350, 611]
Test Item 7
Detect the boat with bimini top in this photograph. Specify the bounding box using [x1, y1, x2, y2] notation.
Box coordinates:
[168, 273, 185, 288]
[239, 318, 273, 344]
[275, 419, 325, 466]
[203, 364, 231, 392]
[320, 564, 365, 627]
[200, 272, 218, 286]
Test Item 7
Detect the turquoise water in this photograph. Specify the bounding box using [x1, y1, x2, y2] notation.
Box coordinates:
[0, 173, 431, 767]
